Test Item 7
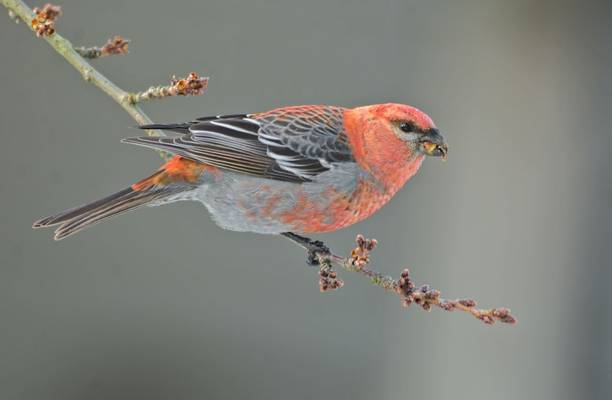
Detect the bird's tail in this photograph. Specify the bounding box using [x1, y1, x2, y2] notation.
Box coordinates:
[33, 156, 207, 240]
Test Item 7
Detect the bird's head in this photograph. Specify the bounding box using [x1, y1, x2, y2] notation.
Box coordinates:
[368, 103, 447, 160]
[345, 103, 447, 191]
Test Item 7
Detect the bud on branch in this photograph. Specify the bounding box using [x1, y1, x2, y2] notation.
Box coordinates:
[74, 36, 130, 59]
[31, 3, 60, 37]
[127, 72, 209, 104]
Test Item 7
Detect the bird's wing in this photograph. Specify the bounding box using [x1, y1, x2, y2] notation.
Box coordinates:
[123, 106, 355, 183]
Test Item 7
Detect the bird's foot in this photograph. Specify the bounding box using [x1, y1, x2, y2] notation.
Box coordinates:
[305, 240, 330, 266]
[281, 232, 343, 291]
[281, 232, 331, 266]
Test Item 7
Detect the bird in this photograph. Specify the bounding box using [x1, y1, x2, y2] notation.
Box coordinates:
[33, 103, 447, 242]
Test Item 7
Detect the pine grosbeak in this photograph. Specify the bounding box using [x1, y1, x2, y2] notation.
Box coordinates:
[34, 103, 447, 240]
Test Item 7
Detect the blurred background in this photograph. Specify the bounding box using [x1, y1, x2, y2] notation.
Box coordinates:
[1, 0, 611, 399]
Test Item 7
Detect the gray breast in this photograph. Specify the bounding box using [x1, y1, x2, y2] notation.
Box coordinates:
[194, 163, 362, 234]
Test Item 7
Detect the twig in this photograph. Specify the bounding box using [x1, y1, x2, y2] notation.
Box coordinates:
[284, 233, 516, 326]
[1, 0, 207, 160]
[74, 35, 130, 59]
[128, 72, 209, 103]
[2, 1, 156, 130]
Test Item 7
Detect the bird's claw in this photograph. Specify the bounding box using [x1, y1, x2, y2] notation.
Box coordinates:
[281, 232, 331, 266]
[306, 240, 330, 266]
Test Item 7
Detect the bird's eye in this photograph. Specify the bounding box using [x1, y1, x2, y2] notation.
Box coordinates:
[399, 122, 415, 133]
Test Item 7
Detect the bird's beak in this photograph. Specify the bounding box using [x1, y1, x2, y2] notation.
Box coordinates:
[419, 129, 448, 160]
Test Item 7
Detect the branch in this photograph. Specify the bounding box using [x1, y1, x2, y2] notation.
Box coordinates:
[283, 233, 516, 325]
[3, 1, 158, 133]
[2, 0, 208, 160]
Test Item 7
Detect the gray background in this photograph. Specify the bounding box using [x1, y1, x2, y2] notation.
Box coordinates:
[1, 0, 611, 399]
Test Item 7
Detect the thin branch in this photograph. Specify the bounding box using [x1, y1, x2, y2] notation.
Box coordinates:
[1, 0, 208, 161]
[74, 35, 130, 59]
[283, 233, 516, 325]
[128, 72, 210, 103]
[2, 1, 160, 135]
